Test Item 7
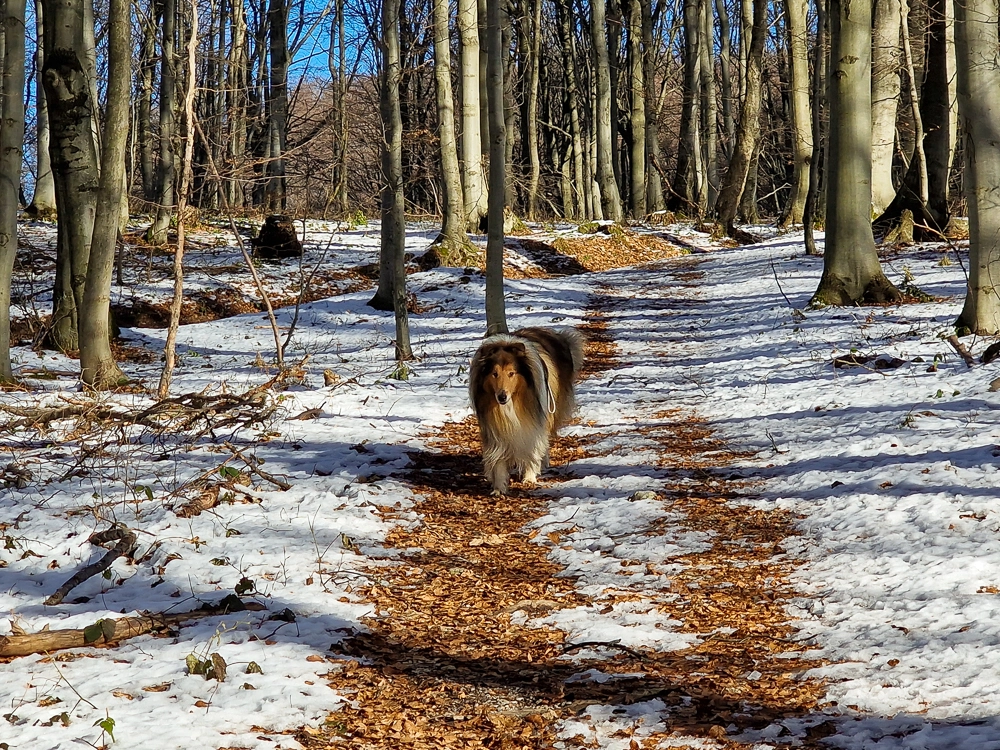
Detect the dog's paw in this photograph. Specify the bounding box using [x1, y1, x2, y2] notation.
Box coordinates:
[490, 487, 508, 496]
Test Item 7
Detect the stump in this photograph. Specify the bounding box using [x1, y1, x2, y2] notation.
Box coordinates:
[251, 214, 303, 259]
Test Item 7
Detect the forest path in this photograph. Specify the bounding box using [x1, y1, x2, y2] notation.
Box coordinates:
[298, 255, 827, 749]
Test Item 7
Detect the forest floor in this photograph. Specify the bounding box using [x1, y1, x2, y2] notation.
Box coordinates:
[2, 218, 1000, 750]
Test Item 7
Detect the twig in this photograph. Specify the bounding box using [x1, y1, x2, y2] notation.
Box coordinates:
[946, 334, 976, 368]
[45, 524, 138, 605]
[561, 639, 646, 660]
[222, 441, 292, 490]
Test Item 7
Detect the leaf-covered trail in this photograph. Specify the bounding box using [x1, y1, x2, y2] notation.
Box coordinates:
[299, 259, 828, 749]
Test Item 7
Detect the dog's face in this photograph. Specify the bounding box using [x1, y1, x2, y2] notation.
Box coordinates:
[480, 344, 526, 407]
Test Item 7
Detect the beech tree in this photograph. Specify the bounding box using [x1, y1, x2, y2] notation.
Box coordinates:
[811, 0, 900, 305]
[0, 0, 26, 380]
[955, 0, 1000, 333]
[484, 0, 507, 335]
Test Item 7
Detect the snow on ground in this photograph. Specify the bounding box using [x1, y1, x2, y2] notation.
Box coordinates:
[2, 220, 1000, 749]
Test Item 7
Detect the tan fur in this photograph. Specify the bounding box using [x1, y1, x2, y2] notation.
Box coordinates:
[469, 327, 584, 494]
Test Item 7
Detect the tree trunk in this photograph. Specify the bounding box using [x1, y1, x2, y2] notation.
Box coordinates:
[803, 0, 827, 255]
[524, 0, 542, 218]
[26, 0, 56, 219]
[593, 0, 624, 222]
[781, 0, 811, 226]
[557, 0, 587, 219]
[0, 0, 25, 379]
[147, 0, 177, 245]
[715, 0, 765, 234]
[372, 0, 412, 361]
[811, 0, 899, 306]
[698, 0, 717, 212]
[137, 14, 157, 202]
[641, 0, 665, 212]
[627, 0, 646, 218]
[870, 0, 900, 214]
[715, 0, 734, 156]
[458, 0, 488, 231]
[265, 0, 288, 211]
[430, 0, 473, 263]
[42, 0, 101, 352]
[872, 0, 951, 237]
[955, 0, 1000, 333]
[158, 0, 199, 396]
[485, 0, 507, 335]
[668, 0, 703, 214]
[80, 0, 130, 388]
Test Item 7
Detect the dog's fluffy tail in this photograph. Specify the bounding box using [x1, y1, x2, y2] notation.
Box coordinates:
[556, 327, 585, 379]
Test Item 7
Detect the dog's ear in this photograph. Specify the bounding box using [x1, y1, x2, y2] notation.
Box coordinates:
[508, 342, 527, 355]
[476, 343, 501, 360]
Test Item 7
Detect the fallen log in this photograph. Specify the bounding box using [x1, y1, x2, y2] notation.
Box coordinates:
[2, 597, 251, 659]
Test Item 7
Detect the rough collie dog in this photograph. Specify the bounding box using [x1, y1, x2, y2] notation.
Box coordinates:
[469, 327, 585, 495]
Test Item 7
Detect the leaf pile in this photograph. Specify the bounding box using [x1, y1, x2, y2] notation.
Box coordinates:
[303, 273, 828, 749]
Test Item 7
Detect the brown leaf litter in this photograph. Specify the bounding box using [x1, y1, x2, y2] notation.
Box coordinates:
[299, 265, 829, 749]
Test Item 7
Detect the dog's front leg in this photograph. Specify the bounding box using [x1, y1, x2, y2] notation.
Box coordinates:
[486, 458, 510, 496]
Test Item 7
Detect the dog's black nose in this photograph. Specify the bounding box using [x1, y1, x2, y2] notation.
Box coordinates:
[496, 391, 509, 404]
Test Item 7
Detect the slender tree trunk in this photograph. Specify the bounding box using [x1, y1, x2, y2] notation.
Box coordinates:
[627, 0, 646, 218]
[955, 0, 1000, 333]
[137, 15, 157, 202]
[458, 0, 488, 231]
[593, 0, 624, 222]
[811, 0, 899, 305]
[158, 0, 199, 396]
[716, 0, 765, 233]
[147, 0, 177, 245]
[641, 0, 665, 212]
[43, 0, 100, 352]
[377, 0, 411, 356]
[715, 0, 734, 157]
[523, 0, 542, 218]
[668, 0, 703, 214]
[870, 0, 900, 214]
[557, 0, 587, 219]
[699, 0, 718, 212]
[485, 0, 507, 334]
[781, 0, 811, 226]
[265, 0, 288, 211]
[80, 0, 131, 388]
[430, 0, 473, 262]
[803, 0, 827, 255]
[26, 0, 55, 219]
[0, 0, 25, 379]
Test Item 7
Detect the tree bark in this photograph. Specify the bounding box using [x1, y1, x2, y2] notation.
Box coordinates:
[79, 0, 130, 389]
[157, 0, 199, 397]
[668, 0, 703, 214]
[627, 0, 646, 218]
[42, 0, 101, 352]
[430, 0, 473, 263]
[0, 0, 25, 380]
[524, 0, 542, 218]
[873, 0, 951, 237]
[25, 0, 56, 219]
[557, 0, 587, 218]
[147, 0, 177, 245]
[781, 0, 812, 226]
[485, 0, 507, 335]
[715, 0, 765, 234]
[955, 0, 1000, 333]
[803, 0, 827, 255]
[458, 0, 488, 231]
[265, 0, 288, 211]
[592, 0, 624, 222]
[377, 0, 411, 358]
[811, 0, 900, 306]
[641, 0, 665, 212]
[698, 0, 717, 212]
[870, 0, 900, 214]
